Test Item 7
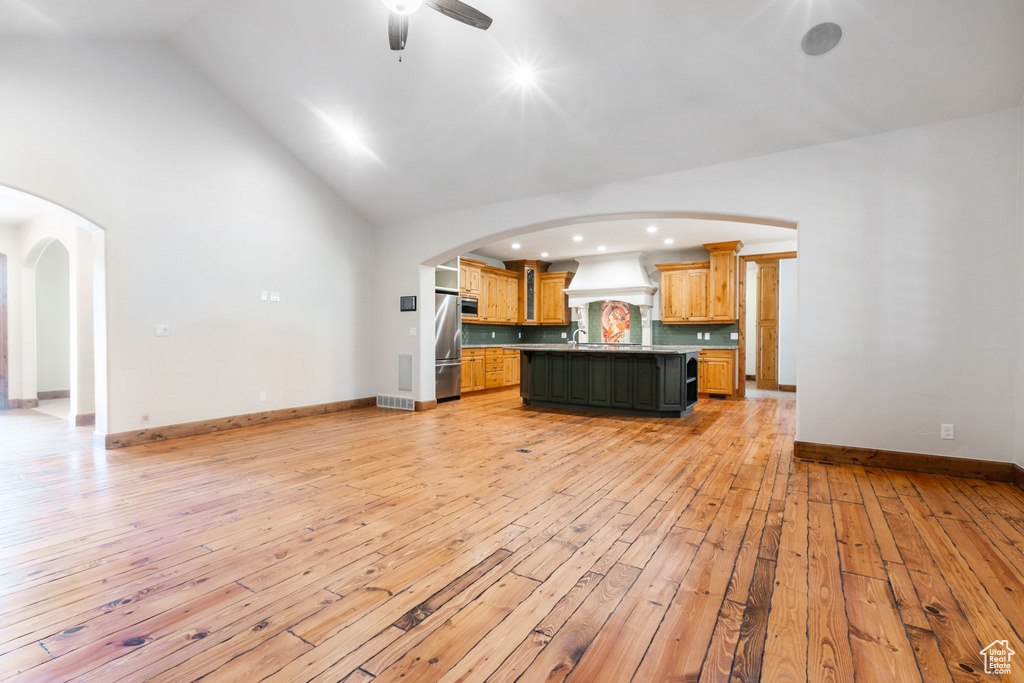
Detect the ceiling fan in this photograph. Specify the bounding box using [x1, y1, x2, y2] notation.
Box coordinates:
[380, 0, 492, 52]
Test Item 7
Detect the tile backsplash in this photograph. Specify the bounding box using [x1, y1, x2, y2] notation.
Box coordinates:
[462, 320, 738, 346]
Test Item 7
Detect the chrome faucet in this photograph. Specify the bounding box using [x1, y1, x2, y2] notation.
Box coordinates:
[571, 328, 585, 347]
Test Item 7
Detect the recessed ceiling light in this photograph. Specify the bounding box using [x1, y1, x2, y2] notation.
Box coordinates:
[801, 22, 843, 57]
[597, 245, 607, 252]
[664, 238, 674, 245]
[646, 226, 658, 233]
[511, 243, 521, 249]
[540, 252, 549, 257]
[573, 235, 583, 242]
[512, 64, 537, 89]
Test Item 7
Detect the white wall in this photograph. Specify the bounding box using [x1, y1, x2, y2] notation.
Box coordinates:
[0, 40, 375, 434]
[0, 224, 20, 402]
[34, 240, 70, 393]
[1016, 99, 1024, 468]
[377, 108, 1019, 463]
[778, 259, 797, 387]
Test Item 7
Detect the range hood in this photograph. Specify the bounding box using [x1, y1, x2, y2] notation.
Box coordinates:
[564, 252, 657, 309]
[563, 252, 658, 344]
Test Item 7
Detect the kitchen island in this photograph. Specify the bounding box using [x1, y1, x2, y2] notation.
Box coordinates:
[510, 344, 701, 417]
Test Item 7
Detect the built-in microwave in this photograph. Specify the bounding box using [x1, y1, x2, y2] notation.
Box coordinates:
[461, 296, 478, 319]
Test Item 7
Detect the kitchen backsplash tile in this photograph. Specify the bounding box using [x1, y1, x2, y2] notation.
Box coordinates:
[463, 320, 737, 346]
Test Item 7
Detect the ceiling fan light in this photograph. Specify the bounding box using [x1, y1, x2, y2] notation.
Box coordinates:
[381, 0, 422, 16]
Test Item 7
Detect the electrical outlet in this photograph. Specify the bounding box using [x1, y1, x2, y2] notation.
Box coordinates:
[941, 424, 954, 440]
[155, 324, 169, 337]
[518, 332, 522, 339]
[492, 331, 495, 338]
[409, 327, 417, 336]
[730, 332, 739, 340]
[270, 292, 280, 302]
[696, 333, 701, 340]
[561, 332, 567, 338]
[704, 332, 711, 340]
[141, 412, 150, 425]
[260, 291, 268, 301]
[259, 391, 266, 401]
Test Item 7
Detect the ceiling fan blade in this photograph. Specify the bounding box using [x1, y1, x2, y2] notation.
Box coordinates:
[424, 0, 492, 30]
[388, 12, 408, 50]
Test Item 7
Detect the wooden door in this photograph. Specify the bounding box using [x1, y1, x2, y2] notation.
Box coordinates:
[0, 253, 7, 411]
[683, 268, 710, 321]
[756, 261, 779, 390]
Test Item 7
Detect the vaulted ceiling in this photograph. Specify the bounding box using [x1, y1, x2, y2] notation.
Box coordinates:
[2, 0, 1024, 228]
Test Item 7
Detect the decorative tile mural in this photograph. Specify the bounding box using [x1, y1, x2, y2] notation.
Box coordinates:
[601, 301, 630, 343]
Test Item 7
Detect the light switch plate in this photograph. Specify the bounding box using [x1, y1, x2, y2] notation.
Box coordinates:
[260, 291, 268, 301]
[409, 327, 417, 336]
[730, 332, 739, 340]
[704, 332, 711, 340]
[270, 292, 280, 302]
[155, 324, 170, 337]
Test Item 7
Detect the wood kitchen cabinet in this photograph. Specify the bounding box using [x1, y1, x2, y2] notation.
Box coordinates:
[462, 347, 520, 393]
[539, 272, 574, 324]
[459, 258, 483, 298]
[657, 263, 710, 322]
[471, 266, 520, 324]
[656, 241, 741, 323]
[461, 349, 486, 393]
[706, 241, 742, 321]
[698, 349, 735, 396]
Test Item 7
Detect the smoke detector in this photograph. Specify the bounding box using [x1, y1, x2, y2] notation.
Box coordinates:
[802, 22, 843, 56]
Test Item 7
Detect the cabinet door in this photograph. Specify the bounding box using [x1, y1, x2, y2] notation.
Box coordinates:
[468, 267, 481, 295]
[633, 357, 658, 411]
[684, 269, 710, 321]
[661, 271, 684, 322]
[460, 358, 473, 392]
[549, 353, 569, 402]
[568, 354, 589, 404]
[482, 272, 499, 321]
[589, 354, 612, 406]
[610, 356, 633, 408]
[709, 249, 737, 321]
[505, 276, 519, 322]
[503, 355, 517, 385]
[703, 355, 733, 395]
[539, 278, 560, 323]
[530, 353, 550, 400]
[459, 265, 468, 295]
[471, 358, 486, 391]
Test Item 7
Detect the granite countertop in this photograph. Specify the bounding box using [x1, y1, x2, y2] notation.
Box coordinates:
[505, 343, 703, 355]
[464, 343, 738, 351]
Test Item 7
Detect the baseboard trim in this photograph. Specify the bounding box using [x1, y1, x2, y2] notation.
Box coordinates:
[105, 397, 376, 449]
[794, 440, 1014, 483]
[414, 400, 437, 412]
[779, 384, 796, 393]
[75, 413, 96, 427]
[38, 390, 71, 400]
[9, 398, 39, 409]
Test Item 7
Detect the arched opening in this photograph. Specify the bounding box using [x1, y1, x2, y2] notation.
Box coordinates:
[0, 185, 107, 433]
[424, 210, 797, 403]
[33, 239, 71, 418]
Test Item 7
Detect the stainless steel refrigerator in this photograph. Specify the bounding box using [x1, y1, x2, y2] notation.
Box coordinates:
[435, 290, 461, 401]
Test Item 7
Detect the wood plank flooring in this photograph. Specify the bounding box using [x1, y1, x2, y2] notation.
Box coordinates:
[2, 390, 1023, 681]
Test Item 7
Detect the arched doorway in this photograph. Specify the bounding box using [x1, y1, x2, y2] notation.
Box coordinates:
[0, 185, 106, 431]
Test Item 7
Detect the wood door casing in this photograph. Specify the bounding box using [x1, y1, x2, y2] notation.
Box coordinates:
[0, 253, 6, 410]
[756, 261, 779, 390]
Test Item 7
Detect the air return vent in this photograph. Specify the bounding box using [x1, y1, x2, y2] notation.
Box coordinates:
[377, 395, 415, 411]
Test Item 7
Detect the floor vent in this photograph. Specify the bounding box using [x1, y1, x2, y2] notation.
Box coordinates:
[376, 395, 415, 411]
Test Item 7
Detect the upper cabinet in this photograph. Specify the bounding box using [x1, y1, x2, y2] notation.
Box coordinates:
[657, 263, 710, 322]
[706, 241, 742, 322]
[539, 272, 574, 324]
[460, 258, 483, 298]
[470, 265, 520, 324]
[656, 240, 742, 324]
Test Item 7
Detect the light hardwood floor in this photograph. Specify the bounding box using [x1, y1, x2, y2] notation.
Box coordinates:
[1, 389, 1023, 681]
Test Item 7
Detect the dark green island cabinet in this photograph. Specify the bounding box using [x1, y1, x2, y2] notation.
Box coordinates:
[515, 346, 700, 417]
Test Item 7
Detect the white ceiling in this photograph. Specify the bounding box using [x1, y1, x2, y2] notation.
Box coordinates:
[471, 217, 797, 263]
[3, 1, 1024, 229]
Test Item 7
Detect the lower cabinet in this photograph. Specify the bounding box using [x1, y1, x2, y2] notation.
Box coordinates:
[462, 347, 520, 393]
[697, 349, 735, 396]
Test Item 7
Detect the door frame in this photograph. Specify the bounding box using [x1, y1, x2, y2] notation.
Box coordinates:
[0, 252, 7, 411]
[737, 251, 796, 397]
